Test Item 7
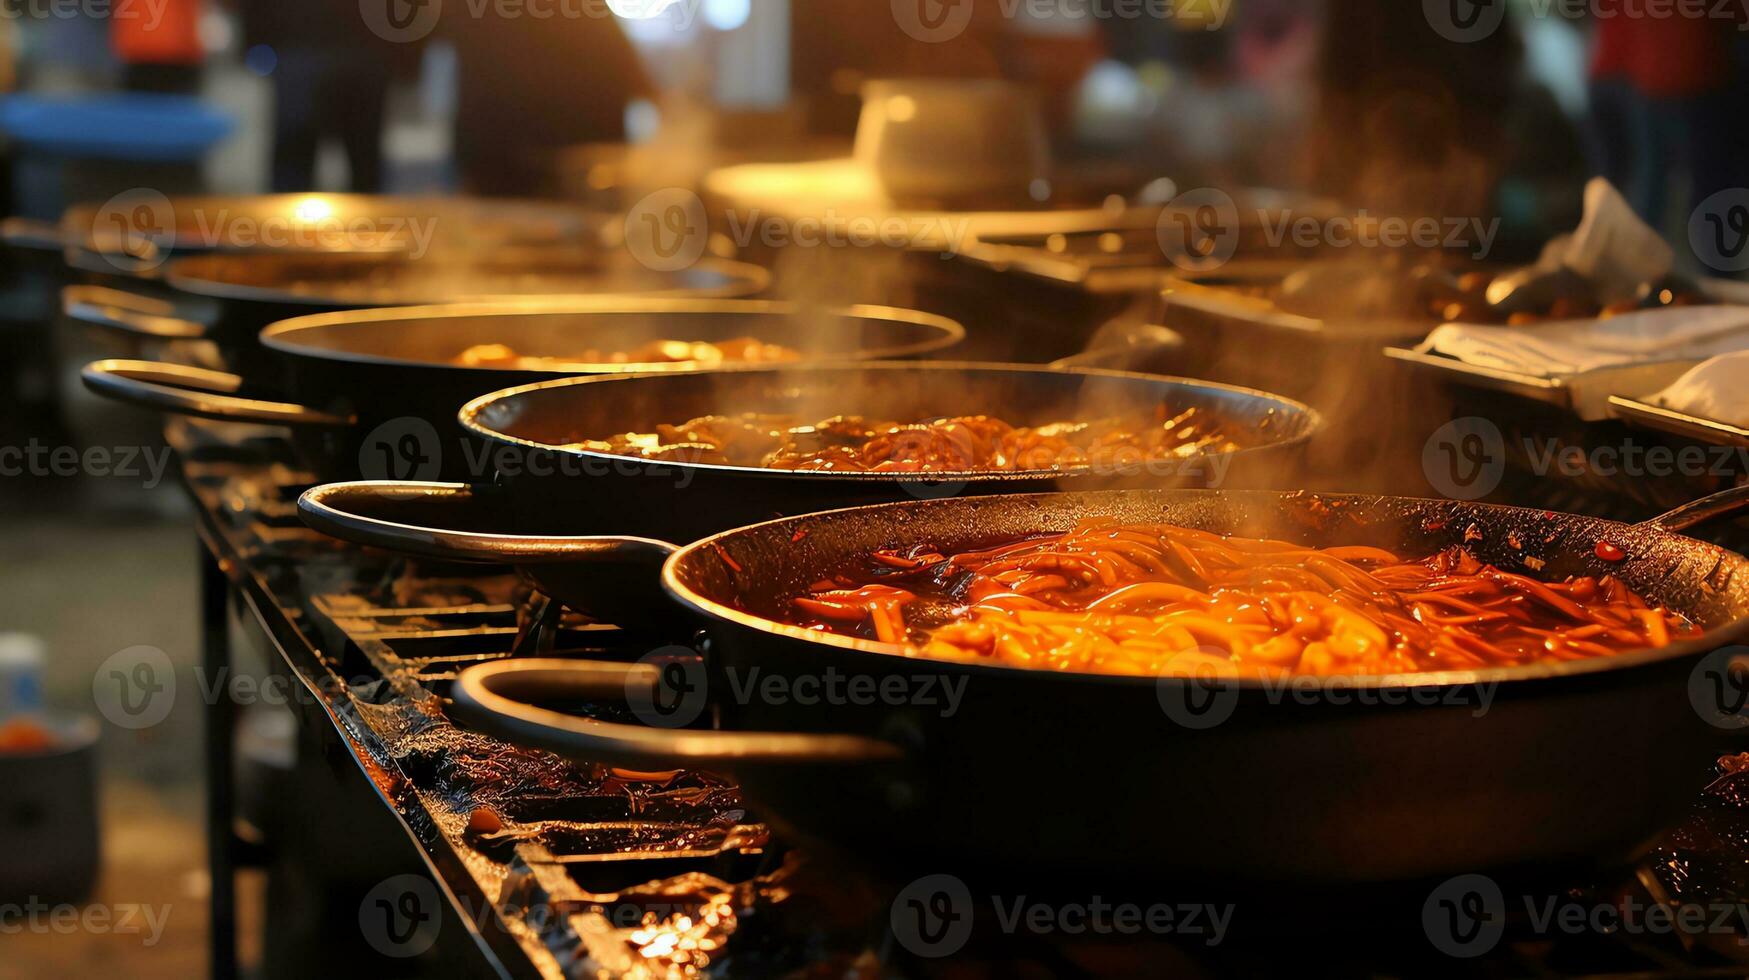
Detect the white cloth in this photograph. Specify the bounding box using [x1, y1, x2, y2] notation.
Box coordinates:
[1419, 305, 1749, 377]
[1565, 177, 1674, 300]
[1649, 352, 1749, 428]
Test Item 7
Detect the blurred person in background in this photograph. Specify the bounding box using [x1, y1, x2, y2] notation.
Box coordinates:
[236, 0, 420, 192]
[791, 0, 1016, 137]
[111, 0, 205, 93]
[1074, 3, 1316, 192]
[1312, 0, 1585, 259]
[1585, 2, 1744, 230]
[445, 7, 649, 196]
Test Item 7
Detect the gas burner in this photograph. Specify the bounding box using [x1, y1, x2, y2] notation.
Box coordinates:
[171, 417, 1749, 979]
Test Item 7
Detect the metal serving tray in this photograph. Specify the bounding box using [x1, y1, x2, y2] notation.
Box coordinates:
[955, 193, 1343, 294]
[1608, 396, 1749, 449]
[1383, 278, 1749, 417]
[1380, 348, 1700, 417]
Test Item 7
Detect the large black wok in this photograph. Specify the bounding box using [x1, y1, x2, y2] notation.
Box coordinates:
[437, 486, 1749, 885]
[81, 300, 965, 481]
[61, 246, 772, 380]
[296, 364, 1320, 621]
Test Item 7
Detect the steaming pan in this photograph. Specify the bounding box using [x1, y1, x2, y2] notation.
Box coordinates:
[81, 300, 965, 481]
[438, 485, 1749, 884]
[296, 364, 1320, 623]
[60, 247, 771, 380]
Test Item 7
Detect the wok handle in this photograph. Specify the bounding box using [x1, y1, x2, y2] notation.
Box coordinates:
[1049, 321, 1185, 371]
[1645, 485, 1749, 534]
[82, 359, 353, 428]
[298, 481, 681, 563]
[452, 658, 903, 767]
[62, 284, 206, 339]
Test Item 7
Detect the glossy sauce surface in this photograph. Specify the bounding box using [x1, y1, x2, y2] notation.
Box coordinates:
[784, 519, 1699, 677]
[569, 409, 1246, 471]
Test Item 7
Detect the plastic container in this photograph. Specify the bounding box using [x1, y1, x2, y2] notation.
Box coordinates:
[0, 633, 46, 721]
[0, 715, 102, 904]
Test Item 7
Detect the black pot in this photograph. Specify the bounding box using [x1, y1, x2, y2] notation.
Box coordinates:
[82, 300, 966, 481]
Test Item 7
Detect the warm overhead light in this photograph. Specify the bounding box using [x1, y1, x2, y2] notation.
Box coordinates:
[702, 0, 749, 30]
[292, 196, 335, 223]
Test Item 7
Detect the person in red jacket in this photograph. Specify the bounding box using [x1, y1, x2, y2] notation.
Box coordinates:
[110, 0, 205, 93]
[1586, 2, 1742, 228]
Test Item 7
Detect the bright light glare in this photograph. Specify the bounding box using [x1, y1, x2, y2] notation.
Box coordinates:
[607, 0, 688, 18]
[292, 197, 334, 223]
[702, 0, 750, 30]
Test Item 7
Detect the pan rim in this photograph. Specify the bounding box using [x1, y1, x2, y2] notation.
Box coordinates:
[256, 299, 967, 370]
[659, 488, 1749, 691]
[162, 253, 772, 307]
[455, 361, 1324, 484]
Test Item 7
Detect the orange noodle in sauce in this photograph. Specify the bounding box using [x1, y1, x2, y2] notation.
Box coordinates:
[785, 519, 1699, 677]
